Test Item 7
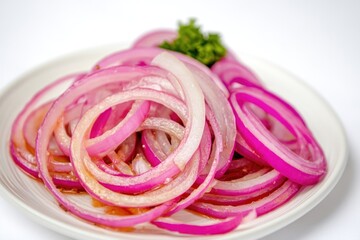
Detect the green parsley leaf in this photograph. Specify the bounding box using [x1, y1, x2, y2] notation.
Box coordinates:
[159, 19, 227, 67]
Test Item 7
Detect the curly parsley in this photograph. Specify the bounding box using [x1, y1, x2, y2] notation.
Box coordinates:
[159, 19, 227, 67]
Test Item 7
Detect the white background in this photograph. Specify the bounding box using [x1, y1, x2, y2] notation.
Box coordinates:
[0, 0, 359, 239]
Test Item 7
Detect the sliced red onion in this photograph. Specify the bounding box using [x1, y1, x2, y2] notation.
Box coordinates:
[32, 52, 211, 229]
[198, 180, 285, 206]
[152, 52, 206, 169]
[219, 158, 262, 181]
[141, 130, 167, 166]
[234, 133, 268, 166]
[184, 63, 235, 178]
[86, 100, 150, 156]
[140, 118, 184, 167]
[10, 73, 83, 183]
[230, 87, 326, 185]
[152, 214, 243, 235]
[94, 47, 229, 98]
[211, 58, 263, 89]
[73, 89, 198, 193]
[132, 30, 177, 48]
[210, 169, 286, 196]
[9, 28, 327, 236]
[131, 153, 152, 175]
[190, 180, 300, 219]
[166, 108, 221, 216]
[23, 102, 52, 150]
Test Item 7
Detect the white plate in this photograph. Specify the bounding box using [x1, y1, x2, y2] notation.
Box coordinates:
[0, 46, 348, 240]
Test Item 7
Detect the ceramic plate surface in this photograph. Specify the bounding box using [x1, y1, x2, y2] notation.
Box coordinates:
[0, 46, 348, 240]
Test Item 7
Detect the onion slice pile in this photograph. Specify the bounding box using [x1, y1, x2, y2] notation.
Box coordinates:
[9, 29, 327, 236]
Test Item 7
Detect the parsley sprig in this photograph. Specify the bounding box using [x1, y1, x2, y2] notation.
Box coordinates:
[159, 19, 227, 67]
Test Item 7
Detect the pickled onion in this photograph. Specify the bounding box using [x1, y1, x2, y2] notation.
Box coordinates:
[9, 28, 326, 236]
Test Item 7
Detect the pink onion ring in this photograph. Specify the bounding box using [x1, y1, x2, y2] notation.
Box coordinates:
[230, 87, 326, 185]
